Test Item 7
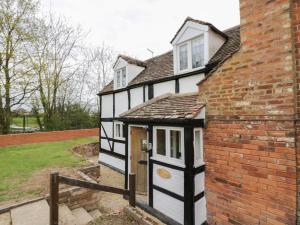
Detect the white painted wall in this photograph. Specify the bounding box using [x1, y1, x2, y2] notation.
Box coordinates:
[179, 74, 205, 93]
[115, 91, 128, 117]
[99, 153, 125, 172]
[153, 81, 175, 97]
[208, 29, 226, 58]
[101, 122, 113, 138]
[101, 94, 113, 118]
[114, 142, 125, 155]
[127, 64, 145, 83]
[194, 172, 205, 196]
[153, 190, 184, 224]
[194, 198, 207, 225]
[130, 87, 144, 108]
[153, 164, 184, 196]
[100, 139, 112, 151]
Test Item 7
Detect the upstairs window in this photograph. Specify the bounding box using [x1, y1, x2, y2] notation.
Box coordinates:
[116, 67, 127, 88]
[179, 44, 188, 71]
[121, 67, 126, 87]
[192, 37, 204, 69]
[178, 35, 205, 72]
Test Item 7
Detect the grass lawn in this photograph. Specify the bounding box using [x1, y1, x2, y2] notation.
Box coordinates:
[0, 136, 97, 204]
[12, 116, 41, 128]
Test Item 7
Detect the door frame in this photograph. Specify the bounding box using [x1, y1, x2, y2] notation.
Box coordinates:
[128, 125, 149, 200]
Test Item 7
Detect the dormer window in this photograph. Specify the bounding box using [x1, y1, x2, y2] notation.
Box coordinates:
[192, 36, 204, 69]
[178, 35, 204, 72]
[116, 67, 127, 88]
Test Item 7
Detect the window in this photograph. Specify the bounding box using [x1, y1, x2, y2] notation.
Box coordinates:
[116, 71, 121, 88]
[156, 129, 166, 156]
[192, 37, 204, 69]
[153, 127, 184, 164]
[178, 35, 205, 72]
[115, 67, 127, 89]
[115, 122, 123, 139]
[179, 44, 188, 71]
[121, 68, 126, 87]
[170, 130, 182, 159]
[194, 129, 203, 166]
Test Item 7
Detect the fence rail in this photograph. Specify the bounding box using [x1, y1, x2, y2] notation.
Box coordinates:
[49, 172, 136, 225]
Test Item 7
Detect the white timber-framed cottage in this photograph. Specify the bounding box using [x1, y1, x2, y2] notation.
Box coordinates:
[98, 17, 240, 225]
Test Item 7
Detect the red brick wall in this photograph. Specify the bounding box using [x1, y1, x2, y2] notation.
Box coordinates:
[293, 0, 300, 222]
[197, 0, 298, 224]
[0, 128, 99, 147]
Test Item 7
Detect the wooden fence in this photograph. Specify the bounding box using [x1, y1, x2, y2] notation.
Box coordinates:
[49, 172, 136, 225]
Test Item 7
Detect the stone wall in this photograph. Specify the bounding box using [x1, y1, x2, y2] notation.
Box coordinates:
[197, 0, 298, 224]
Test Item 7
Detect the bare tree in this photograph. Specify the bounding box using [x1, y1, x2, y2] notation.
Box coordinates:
[28, 14, 85, 130]
[87, 44, 115, 111]
[0, 0, 38, 134]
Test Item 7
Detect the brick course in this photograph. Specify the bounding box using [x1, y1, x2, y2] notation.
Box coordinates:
[0, 128, 99, 147]
[197, 0, 299, 224]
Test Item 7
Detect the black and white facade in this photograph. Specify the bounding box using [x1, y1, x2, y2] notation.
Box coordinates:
[98, 17, 240, 225]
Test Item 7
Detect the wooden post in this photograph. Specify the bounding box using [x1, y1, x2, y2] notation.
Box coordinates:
[129, 173, 136, 207]
[50, 172, 59, 225]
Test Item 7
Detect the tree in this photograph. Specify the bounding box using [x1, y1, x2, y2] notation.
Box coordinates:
[28, 14, 85, 130]
[0, 0, 38, 134]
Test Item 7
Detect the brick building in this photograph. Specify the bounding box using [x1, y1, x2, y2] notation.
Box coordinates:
[197, 0, 300, 224]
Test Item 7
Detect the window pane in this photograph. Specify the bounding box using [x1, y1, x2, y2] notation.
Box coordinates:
[170, 130, 181, 159]
[116, 124, 121, 137]
[179, 44, 188, 70]
[194, 130, 202, 162]
[192, 37, 204, 69]
[117, 71, 121, 88]
[156, 129, 166, 156]
[121, 68, 126, 87]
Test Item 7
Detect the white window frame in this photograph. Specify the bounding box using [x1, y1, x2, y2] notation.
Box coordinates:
[114, 122, 124, 140]
[152, 126, 185, 167]
[177, 35, 205, 73]
[115, 67, 127, 89]
[194, 128, 204, 167]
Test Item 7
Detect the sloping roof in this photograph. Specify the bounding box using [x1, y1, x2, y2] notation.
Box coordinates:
[120, 93, 205, 120]
[99, 24, 240, 95]
[114, 54, 147, 68]
[170, 17, 228, 44]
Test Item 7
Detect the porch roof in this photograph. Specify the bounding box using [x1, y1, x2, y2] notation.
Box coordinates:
[119, 93, 205, 122]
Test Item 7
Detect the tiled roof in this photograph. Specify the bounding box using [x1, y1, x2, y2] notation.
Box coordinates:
[99, 24, 240, 95]
[116, 55, 147, 68]
[120, 93, 205, 120]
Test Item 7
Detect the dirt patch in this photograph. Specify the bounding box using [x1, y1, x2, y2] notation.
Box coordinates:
[91, 211, 139, 225]
[73, 142, 99, 157]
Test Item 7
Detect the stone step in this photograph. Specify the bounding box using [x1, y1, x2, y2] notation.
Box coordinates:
[11, 200, 49, 225]
[59, 204, 78, 225]
[71, 208, 93, 225]
[88, 209, 102, 220]
[0, 212, 11, 225]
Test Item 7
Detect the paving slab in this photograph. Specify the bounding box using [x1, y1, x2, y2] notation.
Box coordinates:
[0, 212, 11, 225]
[89, 209, 102, 219]
[11, 200, 49, 225]
[72, 208, 93, 225]
[59, 204, 78, 225]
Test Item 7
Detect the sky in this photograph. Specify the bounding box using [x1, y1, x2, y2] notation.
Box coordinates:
[40, 0, 240, 60]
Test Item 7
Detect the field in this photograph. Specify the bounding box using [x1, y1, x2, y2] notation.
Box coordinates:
[12, 116, 40, 128]
[0, 136, 97, 204]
